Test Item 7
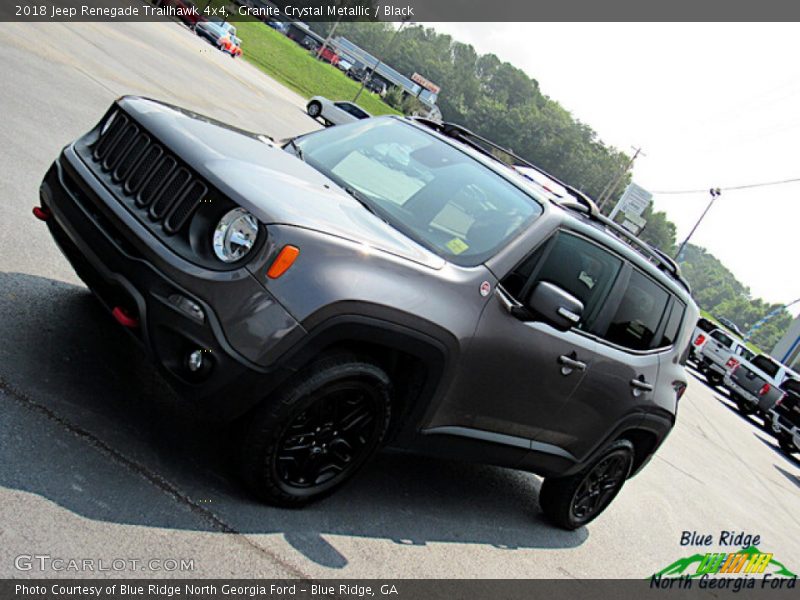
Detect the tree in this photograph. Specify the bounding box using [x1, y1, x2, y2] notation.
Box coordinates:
[638, 206, 677, 256]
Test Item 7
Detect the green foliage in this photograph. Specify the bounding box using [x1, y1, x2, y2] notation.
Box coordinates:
[332, 22, 631, 199]
[234, 22, 400, 117]
[681, 245, 791, 351]
[237, 19, 792, 355]
[637, 205, 677, 256]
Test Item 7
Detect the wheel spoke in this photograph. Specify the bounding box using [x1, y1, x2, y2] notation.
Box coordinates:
[274, 383, 381, 489]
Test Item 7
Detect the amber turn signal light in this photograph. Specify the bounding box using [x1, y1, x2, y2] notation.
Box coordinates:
[267, 245, 300, 279]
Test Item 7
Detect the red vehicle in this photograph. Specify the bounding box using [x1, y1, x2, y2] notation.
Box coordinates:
[317, 46, 340, 66]
[218, 34, 243, 58]
[162, 0, 206, 28]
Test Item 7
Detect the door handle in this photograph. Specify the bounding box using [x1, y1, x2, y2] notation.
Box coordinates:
[630, 377, 654, 392]
[558, 353, 587, 372]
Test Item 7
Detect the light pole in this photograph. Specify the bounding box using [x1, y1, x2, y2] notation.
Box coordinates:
[744, 297, 800, 341]
[674, 187, 721, 261]
[353, 19, 411, 103]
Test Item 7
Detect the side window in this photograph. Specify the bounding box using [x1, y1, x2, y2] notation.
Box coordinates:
[604, 270, 670, 351]
[660, 299, 686, 348]
[504, 232, 622, 329]
[334, 102, 351, 114]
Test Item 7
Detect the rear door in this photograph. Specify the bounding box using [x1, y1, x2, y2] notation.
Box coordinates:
[550, 267, 674, 460]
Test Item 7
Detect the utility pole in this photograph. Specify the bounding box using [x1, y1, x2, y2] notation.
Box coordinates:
[597, 146, 645, 213]
[674, 187, 721, 261]
[353, 19, 410, 103]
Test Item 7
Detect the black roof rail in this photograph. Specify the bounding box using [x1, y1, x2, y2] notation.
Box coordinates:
[559, 201, 691, 292]
[411, 117, 691, 293]
[412, 117, 601, 212]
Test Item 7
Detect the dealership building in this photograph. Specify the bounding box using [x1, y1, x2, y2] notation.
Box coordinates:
[772, 314, 800, 370]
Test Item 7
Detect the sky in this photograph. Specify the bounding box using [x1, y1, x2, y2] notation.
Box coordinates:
[427, 22, 800, 314]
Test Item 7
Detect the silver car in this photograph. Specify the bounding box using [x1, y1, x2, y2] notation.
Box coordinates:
[306, 96, 371, 126]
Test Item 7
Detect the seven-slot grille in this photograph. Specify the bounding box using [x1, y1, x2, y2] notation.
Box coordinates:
[91, 111, 207, 234]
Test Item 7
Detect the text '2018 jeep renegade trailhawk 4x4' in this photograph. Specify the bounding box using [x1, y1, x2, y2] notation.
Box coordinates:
[36, 97, 698, 529]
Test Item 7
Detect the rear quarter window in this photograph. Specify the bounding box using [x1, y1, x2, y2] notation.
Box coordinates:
[660, 300, 686, 348]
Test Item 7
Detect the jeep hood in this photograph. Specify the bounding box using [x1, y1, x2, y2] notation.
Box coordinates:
[117, 97, 445, 269]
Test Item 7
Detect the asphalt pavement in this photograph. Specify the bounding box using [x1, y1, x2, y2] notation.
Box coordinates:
[0, 21, 798, 579]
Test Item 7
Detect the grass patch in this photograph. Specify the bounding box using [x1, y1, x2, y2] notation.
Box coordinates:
[235, 21, 401, 117]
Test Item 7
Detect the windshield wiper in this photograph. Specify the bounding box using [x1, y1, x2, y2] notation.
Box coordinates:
[343, 186, 380, 218]
[285, 138, 304, 161]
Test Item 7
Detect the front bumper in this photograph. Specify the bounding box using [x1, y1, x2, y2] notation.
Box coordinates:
[39, 147, 302, 420]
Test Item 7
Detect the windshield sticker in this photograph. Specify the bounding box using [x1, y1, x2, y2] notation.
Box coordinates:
[446, 238, 469, 255]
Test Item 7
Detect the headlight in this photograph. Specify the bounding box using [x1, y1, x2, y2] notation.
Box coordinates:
[212, 208, 259, 263]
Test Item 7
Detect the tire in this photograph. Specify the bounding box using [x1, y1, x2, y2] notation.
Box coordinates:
[539, 439, 634, 530]
[778, 435, 796, 455]
[733, 395, 755, 416]
[237, 355, 392, 507]
[307, 101, 322, 118]
[707, 372, 722, 387]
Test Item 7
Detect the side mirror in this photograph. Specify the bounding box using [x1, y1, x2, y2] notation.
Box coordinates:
[527, 281, 584, 331]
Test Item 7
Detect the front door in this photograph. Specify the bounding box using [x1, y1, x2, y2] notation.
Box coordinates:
[450, 230, 624, 444]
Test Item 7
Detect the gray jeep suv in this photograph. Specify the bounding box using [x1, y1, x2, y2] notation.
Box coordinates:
[36, 97, 697, 529]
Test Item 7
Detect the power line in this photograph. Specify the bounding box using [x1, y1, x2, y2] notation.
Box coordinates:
[652, 176, 800, 195]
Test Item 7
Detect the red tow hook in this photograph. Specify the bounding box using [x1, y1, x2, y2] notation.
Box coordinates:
[112, 306, 140, 329]
[32, 206, 51, 221]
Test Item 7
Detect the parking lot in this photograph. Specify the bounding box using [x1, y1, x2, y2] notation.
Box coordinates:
[0, 21, 798, 579]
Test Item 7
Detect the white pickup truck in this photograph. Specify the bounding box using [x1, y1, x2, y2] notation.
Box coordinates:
[725, 353, 799, 418]
[697, 328, 755, 387]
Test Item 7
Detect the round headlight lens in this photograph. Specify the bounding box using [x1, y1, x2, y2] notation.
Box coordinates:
[212, 208, 259, 263]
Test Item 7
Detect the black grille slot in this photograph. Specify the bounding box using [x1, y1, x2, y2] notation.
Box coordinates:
[149, 168, 191, 220]
[89, 110, 214, 237]
[125, 145, 164, 195]
[93, 113, 129, 161]
[136, 155, 176, 208]
[164, 181, 206, 234]
[102, 123, 139, 172]
[113, 132, 150, 183]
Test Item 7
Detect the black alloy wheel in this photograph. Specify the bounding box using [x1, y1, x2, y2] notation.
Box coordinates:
[539, 439, 634, 530]
[237, 356, 391, 507]
[569, 452, 629, 521]
[274, 380, 383, 493]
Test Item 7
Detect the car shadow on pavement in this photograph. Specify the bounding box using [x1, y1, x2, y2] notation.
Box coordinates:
[774, 465, 800, 490]
[752, 433, 800, 470]
[0, 272, 588, 570]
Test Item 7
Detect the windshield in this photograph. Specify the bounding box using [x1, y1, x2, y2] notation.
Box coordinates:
[295, 118, 544, 265]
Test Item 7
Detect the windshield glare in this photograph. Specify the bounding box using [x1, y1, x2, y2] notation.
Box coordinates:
[296, 118, 544, 265]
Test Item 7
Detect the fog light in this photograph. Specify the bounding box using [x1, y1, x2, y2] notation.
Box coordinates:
[187, 350, 204, 372]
